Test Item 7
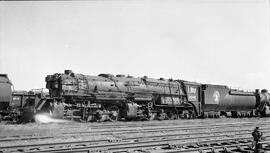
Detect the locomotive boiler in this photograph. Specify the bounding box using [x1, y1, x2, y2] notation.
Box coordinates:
[42, 70, 270, 121]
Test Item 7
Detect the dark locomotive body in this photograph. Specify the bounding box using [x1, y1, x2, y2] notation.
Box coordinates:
[45, 70, 201, 121]
[43, 70, 270, 121]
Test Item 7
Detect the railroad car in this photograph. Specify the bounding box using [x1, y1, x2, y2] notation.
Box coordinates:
[10, 90, 48, 123]
[0, 74, 12, 121]
[0, 74, 47, 122]
[39, 70, 270, 121]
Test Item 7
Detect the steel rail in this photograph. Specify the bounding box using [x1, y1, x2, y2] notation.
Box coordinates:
[1, 129, 270, 153]
[1, 122, 269, 143]
[61, 121, 270, 135]
[1, 119, 268, 139]
[23, 134, 269, 153]
[163, 140, 270, 153]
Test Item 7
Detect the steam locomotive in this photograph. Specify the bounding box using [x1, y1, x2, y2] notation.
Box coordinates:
[40, 70, 270, 121]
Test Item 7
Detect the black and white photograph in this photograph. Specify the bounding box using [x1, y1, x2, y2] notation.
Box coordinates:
[0, 0, 269, 152]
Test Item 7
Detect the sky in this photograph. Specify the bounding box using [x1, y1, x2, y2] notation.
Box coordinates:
[0, 0, 269, 91]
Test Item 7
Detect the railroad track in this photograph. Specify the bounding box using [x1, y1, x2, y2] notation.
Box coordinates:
[1, 120, 269, 140]
[2, 133, 269, 153]
[1, 118, 270, 153]
[1, 121, 270, 144]
[46, 118, 270, 131]
[1, 118, 267, 136]
[1, 127, 270, 153]
[164, 140, 270, 153]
